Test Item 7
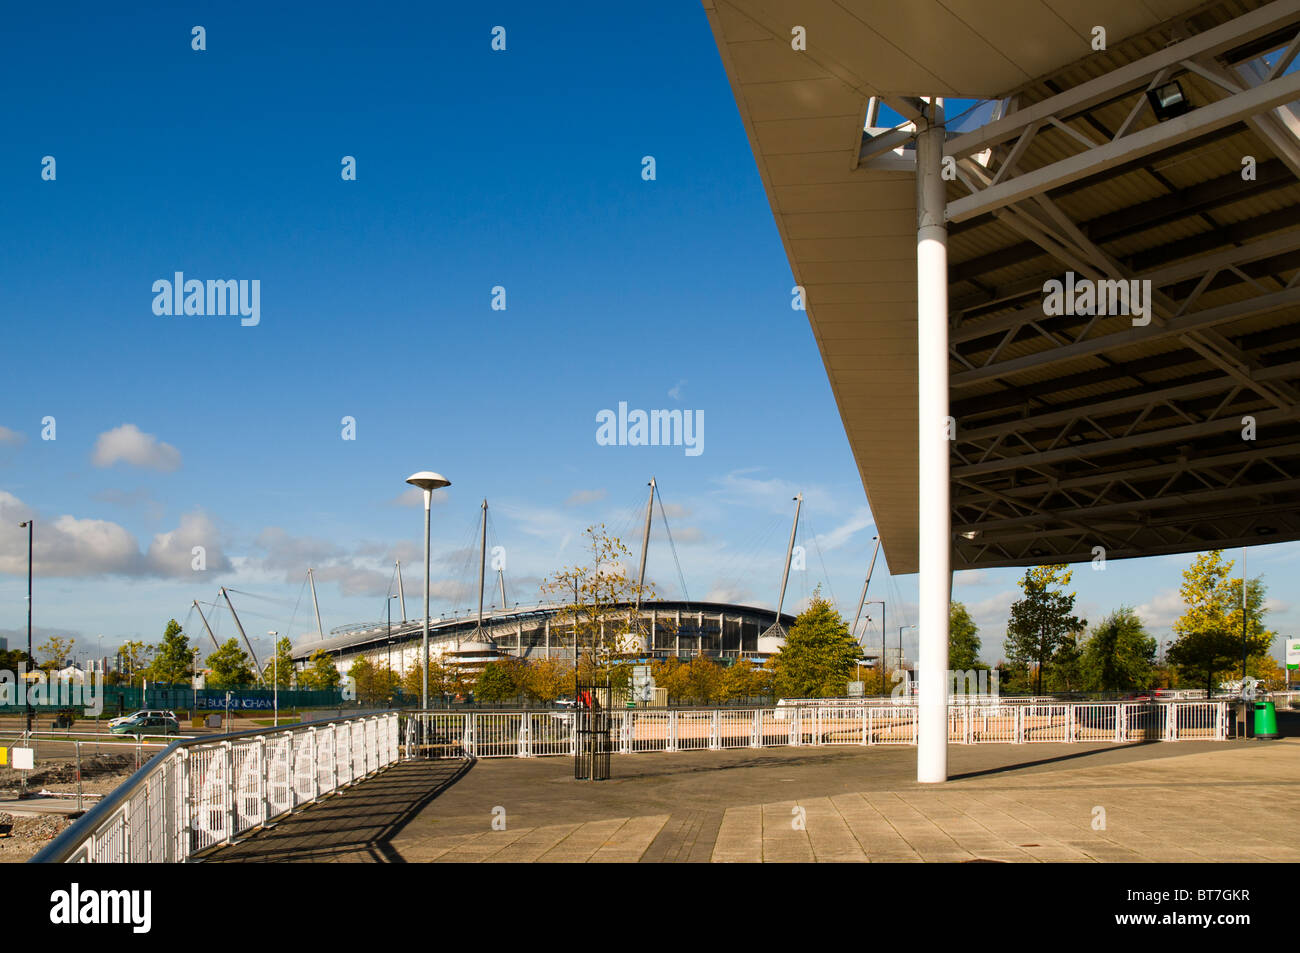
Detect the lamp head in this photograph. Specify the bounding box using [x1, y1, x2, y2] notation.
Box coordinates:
[406, 471, 451, 492]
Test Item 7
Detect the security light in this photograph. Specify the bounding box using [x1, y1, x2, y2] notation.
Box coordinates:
[1146, 81, 1191, 120]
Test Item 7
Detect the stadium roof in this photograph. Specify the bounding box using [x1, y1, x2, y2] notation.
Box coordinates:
[704, 0, 1300, 572]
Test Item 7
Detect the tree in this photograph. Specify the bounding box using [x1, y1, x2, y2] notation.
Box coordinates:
[1167, 626, 1242, 696]
[36, 635, 76, 673]
[524, 657, 575, 703]
[262, 636, 295, 689]
[721, 658, 772, 701]
[540, 525, 665, 669]
[146, 619, 192, 685]
[297, 650, 341, 691]
[475, 660, 522, 702]
[949, 602, 984, 671]
[1044, 633, 1084, 693]
[1170, 550, 1274, 689]
[0, 648, 33, 672]
[207, 638, 255, 687]
[1004, 565, 1085, 695]
[401, 657, 468, 702]
[771, 589, 862, 698]
[118, 640, 151, 685]
[1081, 608, 1156, 692]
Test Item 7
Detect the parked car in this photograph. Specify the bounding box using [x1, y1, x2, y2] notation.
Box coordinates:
[109, 714, 180, 736]
[108, 709, 177, 729]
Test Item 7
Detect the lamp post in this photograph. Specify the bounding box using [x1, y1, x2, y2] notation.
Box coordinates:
[386, 594, 399, 707]
[406, 471, 451, 710]
[863, 599, 885, 694]
[268, 631, 278, 727]
[899, 624, 917, 696]
[18, 520, 32, 740]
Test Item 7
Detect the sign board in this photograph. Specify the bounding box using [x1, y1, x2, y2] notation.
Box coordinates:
[1286, 638, 1300, 671]
[847, 680, 865, 698]
[192, 673, 206, 689]
[12, 747, 34, 771]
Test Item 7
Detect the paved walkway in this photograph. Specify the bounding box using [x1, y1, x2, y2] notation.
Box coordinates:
[205, 730, 1300, 863]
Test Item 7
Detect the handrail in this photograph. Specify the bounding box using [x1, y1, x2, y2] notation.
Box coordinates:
[30, 708, 395, 864]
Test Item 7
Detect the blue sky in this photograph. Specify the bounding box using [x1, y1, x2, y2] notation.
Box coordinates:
[0, 1, 1293, 667]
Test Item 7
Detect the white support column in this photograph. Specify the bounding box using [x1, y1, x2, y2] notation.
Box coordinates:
[916, 100, 950, 784]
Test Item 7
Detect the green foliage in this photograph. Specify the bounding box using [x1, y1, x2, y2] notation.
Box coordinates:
[771, 589, 862, 699]
[0, 648, 33, 672]
[475, 659, 524, 702]
[297, 649, 341, 691]
[117, 640, 151, 685]
[523, 657, 575, 703]
[1081, 608, 1156, 692]
[1169, 551, 1274, 695]
[262, 636, 295, 688]
[1003, 565, 1085, 694]
[949, 602, 984, 671]
[36, 635, 75, 673]
[1167, 627, 1241, 695]
[146, 619, 192, 684]
[207, 638, 255, 687]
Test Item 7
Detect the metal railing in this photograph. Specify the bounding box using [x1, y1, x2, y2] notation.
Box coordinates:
[401, 700, 1228, 759]
[30, 710, 399, 864]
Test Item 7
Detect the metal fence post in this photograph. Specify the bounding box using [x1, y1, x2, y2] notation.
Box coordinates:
[1014, 706, 1023, 743]
[222, 740, 235, 847]
[667, 710, 677, 752]
[1167, 703, 1178, 741]
[256, 736, 269, 827]
[710, 710, 720, 750]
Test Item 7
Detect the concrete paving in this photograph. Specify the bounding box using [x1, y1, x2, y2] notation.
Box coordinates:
[204, 724, 1300, 863]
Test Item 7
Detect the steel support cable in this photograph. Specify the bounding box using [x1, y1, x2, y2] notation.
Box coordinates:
[654, 484, 691, 604]
[801, 515, 839, 612]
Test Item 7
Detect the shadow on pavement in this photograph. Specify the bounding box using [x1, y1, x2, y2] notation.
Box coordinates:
[204, 758, 472, 863]
[948, 740, 1168, 781]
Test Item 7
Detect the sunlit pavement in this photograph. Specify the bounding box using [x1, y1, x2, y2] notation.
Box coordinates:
[206, 720, 1300, 863]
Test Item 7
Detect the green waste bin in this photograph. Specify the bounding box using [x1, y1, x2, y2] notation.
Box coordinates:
[1253, 700, 1279, 739]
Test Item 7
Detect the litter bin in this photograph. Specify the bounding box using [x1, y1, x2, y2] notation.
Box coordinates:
[1253, 700, 1279, 739]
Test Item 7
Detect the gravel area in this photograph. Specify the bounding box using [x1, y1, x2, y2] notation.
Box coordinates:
[0, 755, 138, 862]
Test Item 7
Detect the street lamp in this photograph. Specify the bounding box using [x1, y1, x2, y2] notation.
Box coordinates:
[387, 594, 399, 706]
[899, 624, 917, 695]
[863, 599, 885, 693]
[18, 520, 32, 740]
[268, 631, 278, 727]
[406, 471, 451, 710]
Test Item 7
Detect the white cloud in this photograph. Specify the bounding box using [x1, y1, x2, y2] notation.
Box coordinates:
[1135, 588, 1184, 630]
[668, 380, 686, 401]
[810, 507, 873, 552]
[145, 510, 231, 575]
[0, 491, 222, 579]
[565, 488, 607, 507]
[0, 427, 25, 447]
[91, 424, 181, 472]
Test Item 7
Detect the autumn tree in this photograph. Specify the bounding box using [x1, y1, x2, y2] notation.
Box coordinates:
[36, 635, 76, 673]
[117, 640, 151, 686]
[1004, 565, 1085, 695]
[541, 525, 665, 671]
[1168, 550, 1274, 693]
[524, 657, 575, 703]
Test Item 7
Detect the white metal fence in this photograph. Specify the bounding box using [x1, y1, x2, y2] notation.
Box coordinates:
[401, 701, 1228, 759]
[32, 711, 400, 863]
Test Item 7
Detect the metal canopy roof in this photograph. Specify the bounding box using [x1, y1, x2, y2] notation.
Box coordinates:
[704, 0, 1300, 572]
